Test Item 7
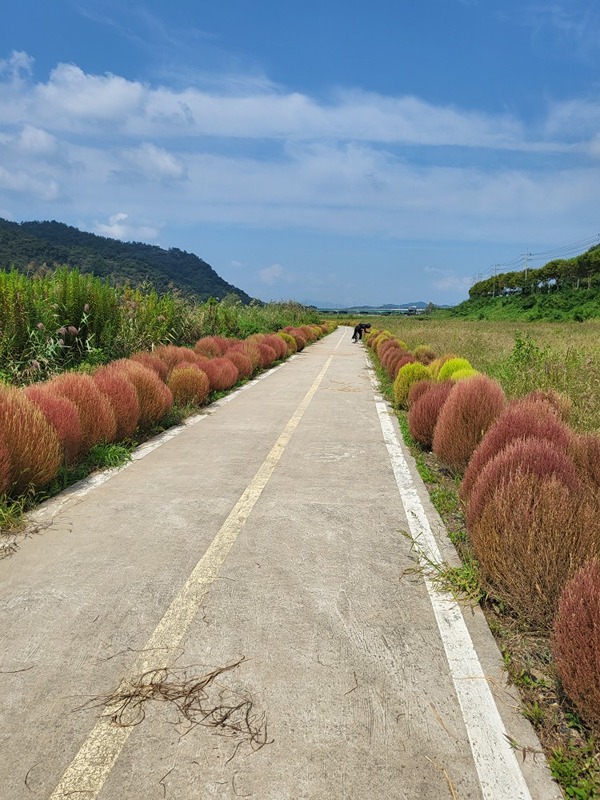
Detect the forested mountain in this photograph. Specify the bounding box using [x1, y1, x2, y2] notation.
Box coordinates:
[0, 218, 254, 303]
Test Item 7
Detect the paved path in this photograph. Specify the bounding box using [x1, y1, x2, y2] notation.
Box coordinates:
[0, 327, 560, 800]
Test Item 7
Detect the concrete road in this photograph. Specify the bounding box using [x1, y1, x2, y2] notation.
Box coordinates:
[0, 327, 561, 800]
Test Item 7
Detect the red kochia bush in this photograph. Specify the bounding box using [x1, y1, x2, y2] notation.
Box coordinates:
[257, 343, 277, 368]
[130, 351, 168, 381]
[168, 366, 210, 406]
[263, 334, 287, 360]
[460, 399, 571, 503]
[524, 388, 573, 422]
[194, 336, 226, 358]
[471, 474, 599, 629]
[569, 432, 600, 490]
[152, 345, 197, 376]
[0, 435, 10, 495]
[552, 560, 600, 729]
[48, 373, 117, 453]
[407, 379, 435, 408]
[224, 349, 253, 380]
[0, 386, 62, 494]
[111, 359, 173, 428]
[432, 375, 506, 473]
[284, 328, 307, 351]
[466, 437, 581, 531]
[408, 381, 454, 449]
[93, 366, 141, 440]
[299, 325, 318, 342]
[194, 357, 238, 391]
[232, 340, 262, 371]
[24, 384, 83, 465]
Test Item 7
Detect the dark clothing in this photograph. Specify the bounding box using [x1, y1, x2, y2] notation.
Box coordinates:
[352, 323, 371, 342]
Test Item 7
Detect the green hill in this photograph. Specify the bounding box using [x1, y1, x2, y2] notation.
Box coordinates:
[439, 243, 600, 322]
[0, 218, 253, 303]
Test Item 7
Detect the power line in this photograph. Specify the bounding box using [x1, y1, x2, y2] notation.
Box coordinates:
[478, 233, 600, 281]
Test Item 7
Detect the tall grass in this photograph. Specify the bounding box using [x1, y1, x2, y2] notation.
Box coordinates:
[0, 267, 324, 383]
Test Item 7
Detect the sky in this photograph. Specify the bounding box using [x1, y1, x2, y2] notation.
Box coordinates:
[1, 1, 600, 307]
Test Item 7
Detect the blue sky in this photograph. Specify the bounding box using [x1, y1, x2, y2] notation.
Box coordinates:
[1, 1, 599, 306]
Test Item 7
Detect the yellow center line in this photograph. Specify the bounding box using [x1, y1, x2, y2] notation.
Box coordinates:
[49, 338, 342, 799]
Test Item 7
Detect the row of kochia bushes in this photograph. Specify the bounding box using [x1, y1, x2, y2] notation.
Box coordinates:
[366, 327, 600, 734]
[0, 323, 335, 499]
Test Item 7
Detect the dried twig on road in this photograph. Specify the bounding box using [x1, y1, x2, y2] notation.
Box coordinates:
[80, 657, 272, 753]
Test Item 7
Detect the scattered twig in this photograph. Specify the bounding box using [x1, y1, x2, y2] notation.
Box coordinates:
[24, 763, 39, 792]
[232, 771, 252, 797]
[79, 657, 272, 754]
[344, 671, 359, 695]
[0, 665, 35, 674]
[158, 765, 175, 799]
[425, 756, 458, 800]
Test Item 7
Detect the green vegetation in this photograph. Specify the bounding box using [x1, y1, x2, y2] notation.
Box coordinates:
[0, 218, 252, 302]
[0, 266, 322, 383]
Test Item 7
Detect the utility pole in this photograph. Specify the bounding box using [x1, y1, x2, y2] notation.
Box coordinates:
[521, 251, 532, 281]
[492, 265, 499, 297]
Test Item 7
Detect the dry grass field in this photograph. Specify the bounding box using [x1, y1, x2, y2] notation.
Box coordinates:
[362, 316, 600, 432]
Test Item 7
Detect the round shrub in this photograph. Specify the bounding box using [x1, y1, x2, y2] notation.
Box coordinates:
[450, 367, 479, 382]
[0, 386, 62, 494]
[429, 354, 457, 379]
[408, 381, 454, 449]
[194, 336, 226, 358]
[466, 437, 581, 531]
[93, 365, 141, 440]
[299, 325, 318, 342]
[460, 399, 572, 503]
[168, 366, 210, 406]
[277, 332, 297, 356]
[471, 474, 599, 629]
[224, 349, 253, 380]
[437, 357, 473, 382]
[407, 379, 435, 408]
[569, 432, 600, 491]
[432, 374, 505, 473]
[152, 345, 197, 376]
[552, 560, 600, 729]
[257, 343, 278, 368]
[393, 362, 431, 409]
[286, 329, 307, 351]
[378, 339, 402, 360]
[0, 435, 10, 495]
[24, 384, 83, 465]
[130, 351, 168, 381]
[413, 345, 436, 365]
[263, 334, 288, 360]
[48, 372, 117, 453]
[111, 360, 173, 428]
[523, 388, 573, 422]
[194, 357, 238, 391]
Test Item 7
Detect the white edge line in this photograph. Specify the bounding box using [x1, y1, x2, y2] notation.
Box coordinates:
[367, 364, 534, 800]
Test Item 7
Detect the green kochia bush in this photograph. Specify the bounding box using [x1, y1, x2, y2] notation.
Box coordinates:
[437, 357, 473, 382]
[393, 362, 431, 408]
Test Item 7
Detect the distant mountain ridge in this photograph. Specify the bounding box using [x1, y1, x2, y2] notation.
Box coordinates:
[0, 218, 253, 303]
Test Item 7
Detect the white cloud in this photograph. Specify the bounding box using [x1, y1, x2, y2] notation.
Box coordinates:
[120, 142, 186, 181]
[0, 50, 33, 81]
[0, 52, 579, 151]
[18, 124, 57, 155]
[94, 212, 160, 241]
[259, 264, 284, 285]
